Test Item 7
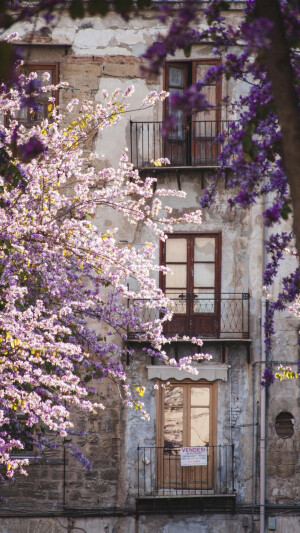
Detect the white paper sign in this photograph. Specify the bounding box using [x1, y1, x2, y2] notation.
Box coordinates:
[180, 446, 207, 466]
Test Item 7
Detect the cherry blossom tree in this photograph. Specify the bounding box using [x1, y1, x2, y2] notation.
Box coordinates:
[0, 69, 211, 480]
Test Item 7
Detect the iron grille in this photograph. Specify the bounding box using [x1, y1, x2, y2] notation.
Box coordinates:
[128, 293, 250, 339]
[137, 445, 235, 497]
[130, 120, 233, 167]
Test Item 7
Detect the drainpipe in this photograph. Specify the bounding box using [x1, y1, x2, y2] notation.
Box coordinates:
[260, 294, 266, 533]
[251, 361, 256, 532]
[259, 182, 269, 533]
[229, 365, 232, 445]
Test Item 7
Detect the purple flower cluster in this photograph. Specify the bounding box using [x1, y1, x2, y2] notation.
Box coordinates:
[261, 367, 275, 388]
[263, 204, 282, 227]
[170, 87, 210, 117]
[19, 136, 45, 163]
[263, 232, 293, 287]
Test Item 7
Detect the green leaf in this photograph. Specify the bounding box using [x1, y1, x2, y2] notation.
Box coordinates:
[242, 134, 253, 153]
[257, 105, 270, 121]
[243, 152, 253, 163]
[69, 0, 85, 19]
[1, 14, 14, 29]
[251, 145, 258, 160]
[246, 122, 256, 135]
[88, 0, 109, 16]
[184, 45, 191, 58]
[114, 0, 133, 14]
[137, 0, 152, 8]
[219, 1, 230, 11]
[242, 122, 257, 158]
[0, 42, 14, 82]
[256, 50, 267, 64]
[281, 199, 292, 221]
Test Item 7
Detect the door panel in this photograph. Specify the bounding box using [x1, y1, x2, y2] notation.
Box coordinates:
[165, 264, 187, 288]
[194, 263, 215, 287]
[164, 64, 188, 165]
[192, 62, 221, 165]
[193, 289, 215, 313]
[161, 385, 184, 488]
[164, 60, 221, 166]
[166, 238, 187, 261]
[163, 236, 190, 335]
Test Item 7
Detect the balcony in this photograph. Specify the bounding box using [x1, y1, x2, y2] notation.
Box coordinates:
[127, 293, 250, 340]
[136, 445, 236, 514]
[130, 120, 232, 168]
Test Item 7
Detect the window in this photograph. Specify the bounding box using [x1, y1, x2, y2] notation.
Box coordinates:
[5, 412, 35, 457]
[15, 63, 59, 125]
[156, 380, 217, 490]
[164, 60, 222, 166]
[129, 59, 223, 168]
[160, 233, 222, 337]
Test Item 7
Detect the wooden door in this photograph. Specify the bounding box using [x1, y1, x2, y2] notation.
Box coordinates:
[160, 234, 221, 338]
[164, 63, 188, 165]
[192, 61, 222, 166]
[157, 381, 217, 491]
[191, 234, 221, 338]
[164, 60, 221, 166]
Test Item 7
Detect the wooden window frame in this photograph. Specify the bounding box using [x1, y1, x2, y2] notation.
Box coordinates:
[10, 62, 59, 126]
[156, 380, 217, 449]
[160, 232, 222, 294]
[163, 59, 222, 120]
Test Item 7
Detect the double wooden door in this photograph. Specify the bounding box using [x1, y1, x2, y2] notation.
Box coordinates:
[160, 234, 221, 338]
[157, 381, 217, 490]
[164, 61, 222, 166]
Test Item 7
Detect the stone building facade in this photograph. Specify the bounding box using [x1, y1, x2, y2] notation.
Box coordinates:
[1, 3, 300, 533]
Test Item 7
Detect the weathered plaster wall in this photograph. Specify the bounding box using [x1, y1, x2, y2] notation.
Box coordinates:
[1, 514, 300, 533]
[265, 378, 300, 504]
[1, 5, 299, 532]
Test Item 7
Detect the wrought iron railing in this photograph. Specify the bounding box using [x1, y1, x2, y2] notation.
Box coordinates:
[130, 120, 233, 167]
[137, 445, 235, 496]
[128, 293, 250, 339]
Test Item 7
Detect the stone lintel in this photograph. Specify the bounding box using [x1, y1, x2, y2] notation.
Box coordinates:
[146, 365, 228, 382]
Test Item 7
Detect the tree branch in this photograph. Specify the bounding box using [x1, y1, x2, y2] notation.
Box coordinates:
[255, 0, 300, 255]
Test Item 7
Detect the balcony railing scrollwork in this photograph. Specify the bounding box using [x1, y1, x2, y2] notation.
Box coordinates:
[130, 119, 234, 168]
[127, 293, 250, 340]
[137, 445, 235, 497]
